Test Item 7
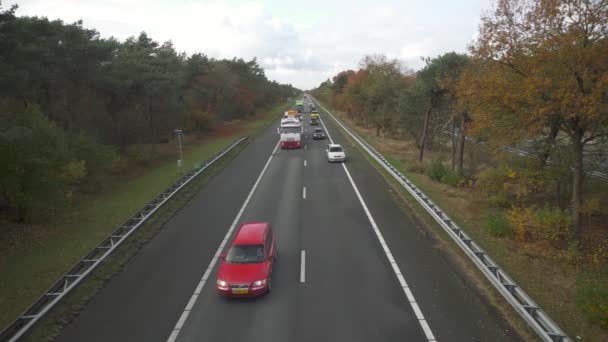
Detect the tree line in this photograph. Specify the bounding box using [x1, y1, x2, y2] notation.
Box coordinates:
[313, 0, 608, 249]
[0, 4, 298, 221]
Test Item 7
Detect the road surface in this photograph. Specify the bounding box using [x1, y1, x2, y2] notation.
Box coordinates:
[55, 101, 521, 342]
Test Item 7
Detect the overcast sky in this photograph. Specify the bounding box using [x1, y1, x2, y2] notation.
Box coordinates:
[6, 0, 494, 89]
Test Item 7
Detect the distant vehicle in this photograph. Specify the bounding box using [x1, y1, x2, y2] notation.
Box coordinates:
[217, 222, 276, 297]
[295, 100, 304, 114]
[310, 117, 319, 125]
[279, 118, 302, 148]
[312, 128, 325, 140]
[326, 143, 346, 162]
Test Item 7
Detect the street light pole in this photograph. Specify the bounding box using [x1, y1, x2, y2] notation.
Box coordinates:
[174, 129, 183, 168]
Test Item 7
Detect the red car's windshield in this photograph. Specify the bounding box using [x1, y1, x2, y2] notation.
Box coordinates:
[225, 244, 265, 263]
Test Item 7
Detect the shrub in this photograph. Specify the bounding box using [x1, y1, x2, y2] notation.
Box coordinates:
[484, 212, 512, 237]
[441, 169, 465, 187]
[506, 205, 571, 242]
[532, 205, 571, 241]
[185, 110, 215, 133]
[576, 274, 608, 328]
[428, 159, 447, 182]
[426, 160, 465, 187]
[125, 144, 158, 166]
[505, 205, 535, 241]
[476, 165, 512, 207]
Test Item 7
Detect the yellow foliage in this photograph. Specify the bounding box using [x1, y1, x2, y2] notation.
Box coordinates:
[57, 160, 87, 184]
[506, 205, 571, 242]
[581, 196, 604, 215]
[505, 168, 517, 179]
[505, 205, 534, 241]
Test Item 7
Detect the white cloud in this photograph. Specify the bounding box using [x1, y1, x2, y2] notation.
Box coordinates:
[6, 0, 492, 89]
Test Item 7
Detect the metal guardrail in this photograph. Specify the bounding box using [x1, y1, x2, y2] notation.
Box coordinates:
[0, 136, 248, 342]
[311, 97, 571, 342]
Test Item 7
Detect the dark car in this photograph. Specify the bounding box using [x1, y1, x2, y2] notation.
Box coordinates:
[312, 128, 325, 140]
[310, 117, 319, 125]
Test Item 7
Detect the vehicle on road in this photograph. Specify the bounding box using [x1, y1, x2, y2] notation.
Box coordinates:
[279, 118, 302, 148]
[285, 109, 301, 122]
[296, 100, 304, 114]
[326, 143, 346, 162]
[217, 222, 275, 297]
[310, 117, 319, 125]
[312, 128, 326, 140]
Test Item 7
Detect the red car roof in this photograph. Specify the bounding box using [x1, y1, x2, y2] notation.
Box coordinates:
[233, 222, 268, 245]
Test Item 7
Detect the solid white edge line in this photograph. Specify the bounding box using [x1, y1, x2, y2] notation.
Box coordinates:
[318, 110, 437, 342]
[300, 250, 306, 283]
[166, 139, 281, 342]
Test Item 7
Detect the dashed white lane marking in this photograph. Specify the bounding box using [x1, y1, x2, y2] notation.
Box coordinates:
[166, 139, 281, 342]
[317, 109, 437, 342]
[303, 186, 307, 199]
[305, 144, 307, 150]
[304, 160, 307, 167]
[300, 250, 306, 283]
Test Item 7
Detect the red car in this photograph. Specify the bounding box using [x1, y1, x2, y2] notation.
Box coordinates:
[216, 222, 276, 297]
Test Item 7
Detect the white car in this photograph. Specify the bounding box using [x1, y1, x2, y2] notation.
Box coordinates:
[326, 144, 346, 162]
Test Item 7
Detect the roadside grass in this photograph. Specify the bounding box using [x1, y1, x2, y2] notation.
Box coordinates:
[23, 141, 247, 342]
[322, 105, 608, 341]
[0, 101, 288, 334]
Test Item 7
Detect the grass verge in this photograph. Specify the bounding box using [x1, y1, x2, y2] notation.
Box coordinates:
[0, 100, 289, 336]
[23, 141, 246, 342]
[318, 100, 607, 341]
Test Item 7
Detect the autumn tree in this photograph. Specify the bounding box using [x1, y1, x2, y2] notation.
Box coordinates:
[465, 0, 608, 240]
[358, 55, 410, 137]
[400, 53, 469, 163]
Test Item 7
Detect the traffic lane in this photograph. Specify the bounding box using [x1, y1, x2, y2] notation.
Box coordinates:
[298, 138, 427, 342]
[318, 107, 521, 341]
[56, 121, 281, 342]
[175, 145, 304, 342]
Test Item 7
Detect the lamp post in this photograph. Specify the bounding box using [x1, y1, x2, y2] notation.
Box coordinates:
[174, 129, 183, 168]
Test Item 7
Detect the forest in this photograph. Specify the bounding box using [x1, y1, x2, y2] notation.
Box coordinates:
[0, 4, 297, 222]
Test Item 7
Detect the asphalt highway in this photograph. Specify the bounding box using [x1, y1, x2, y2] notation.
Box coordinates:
[55, 100, 522, 342]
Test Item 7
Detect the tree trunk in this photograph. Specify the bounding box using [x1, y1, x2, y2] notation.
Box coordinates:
[376, 124, 381, 137]
[571, 131, 584, 243]
[540, 118, 560, 167]
[457, 114, 466, 175]
[451, 117, 456, 170]
[419, 103, 432, 162]
[556, 182, 562, 209]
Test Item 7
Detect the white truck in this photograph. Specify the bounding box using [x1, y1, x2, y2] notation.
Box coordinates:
[279, 117, 302, 149]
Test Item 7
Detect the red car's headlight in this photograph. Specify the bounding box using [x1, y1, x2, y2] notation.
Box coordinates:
[252, 279, 266, 287]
